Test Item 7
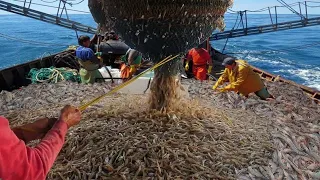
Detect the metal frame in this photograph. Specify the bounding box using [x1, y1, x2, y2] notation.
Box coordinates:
[210, 17, 320, 40]
[0, 0, 96, 34]
[211, 2, 320, 41]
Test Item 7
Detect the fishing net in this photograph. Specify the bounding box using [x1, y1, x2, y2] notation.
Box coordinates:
[53, 50, 80, 70]
[89, 0, 233, 60]
[27, 67, 81, 84]
[148, 56, 182, 110]
[89, 0, 233, 110]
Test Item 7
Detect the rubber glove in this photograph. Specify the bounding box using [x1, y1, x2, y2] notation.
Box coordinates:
[95, 52, 102, 56]
[217, 88, 226, 93]
[212, 83, 218, 90]
[129, 65, 137, 77]
[185, 61, 189, 71]
[208, 65, 213, 74]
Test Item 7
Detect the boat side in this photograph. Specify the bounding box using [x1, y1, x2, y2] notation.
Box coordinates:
[252, 66, 320, 104]
[0, 51, 69, 91]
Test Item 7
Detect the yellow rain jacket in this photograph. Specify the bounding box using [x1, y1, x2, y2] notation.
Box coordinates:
[213, 60, 264, 96]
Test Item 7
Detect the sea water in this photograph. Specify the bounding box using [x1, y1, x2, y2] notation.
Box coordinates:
[0, 14, 319, 90]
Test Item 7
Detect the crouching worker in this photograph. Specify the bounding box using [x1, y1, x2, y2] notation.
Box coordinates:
[0, 105, 81, 180]
[76, 35, 104, 84]
[119, 48, 142, 80]
[212, 57, 274, 100]
[185, 45, 213, 81]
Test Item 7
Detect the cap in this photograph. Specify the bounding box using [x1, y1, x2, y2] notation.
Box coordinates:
[222, 57, 236, 66]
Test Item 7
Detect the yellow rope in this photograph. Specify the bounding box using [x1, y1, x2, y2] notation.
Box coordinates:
[78, 54, 180, 111]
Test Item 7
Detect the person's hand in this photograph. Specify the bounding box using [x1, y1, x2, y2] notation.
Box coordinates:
[212, 84, 218, 90]
[212, 88, 225, 95]
[185, 62, 189, 71]
[216, 88, 225, 93]
[59, 105, 81, 128]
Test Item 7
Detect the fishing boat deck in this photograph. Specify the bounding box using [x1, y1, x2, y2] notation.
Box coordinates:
[0, 50, 319, 104]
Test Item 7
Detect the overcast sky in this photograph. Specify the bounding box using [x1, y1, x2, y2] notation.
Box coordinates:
[0, 0, 319, 15]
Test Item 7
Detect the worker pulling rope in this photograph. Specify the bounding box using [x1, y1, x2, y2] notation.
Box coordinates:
[28, 67, 81, 84]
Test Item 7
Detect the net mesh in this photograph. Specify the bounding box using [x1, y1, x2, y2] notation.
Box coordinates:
[89, 0, 233, 62]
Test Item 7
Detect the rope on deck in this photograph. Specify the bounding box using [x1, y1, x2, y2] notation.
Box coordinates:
[28, 66, 81, 84]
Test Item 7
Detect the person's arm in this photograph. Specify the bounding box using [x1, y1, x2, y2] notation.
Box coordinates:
[90, 34, 98, 44]
[0, 117, 67, 180]
[212, 69, 228, 90]
[0, 105, 80, 180]
[12, 117, 57, 144]
[207, 55, 213, 74]
[87, 49, 101, 64]
[185, 51, 193, 71]
[186, 51, 193, 62]
[91, 56, 102, 64]
[127, 50, 139, 65]
[223, 65, 249, 92]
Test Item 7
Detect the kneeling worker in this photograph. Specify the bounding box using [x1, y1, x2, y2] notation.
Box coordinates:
[76, 35, 103, 84]
[119, 48, 142, 79]
[212, 57, 273, 100]
[185, 45, 213, 80]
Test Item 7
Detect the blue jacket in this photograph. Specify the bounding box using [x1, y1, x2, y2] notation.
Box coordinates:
[76, 46, 94, 61]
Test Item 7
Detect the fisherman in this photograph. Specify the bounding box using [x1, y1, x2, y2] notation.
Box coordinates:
[185, 45, 213, 81]
[0, 105, 81, 179]
[212, 57, 274, 100]
[119, 48, 143, 80]
[99, 31, 130, 68]
[76, 35, 104, 84]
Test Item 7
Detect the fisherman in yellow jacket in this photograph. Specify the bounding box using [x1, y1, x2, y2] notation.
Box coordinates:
[212, 57, 273, 100]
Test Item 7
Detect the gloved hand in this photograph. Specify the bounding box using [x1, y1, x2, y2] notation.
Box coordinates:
[95, 52, 102, 56]
[212, 84, 218, 90]
[217, 88, 226, 93]
[59, 105, 81, 128]
[208, 65, 213, 74]
[185, 62, 189, 71]
[12, 117, 58, 144]
[129, 65, 137, 77]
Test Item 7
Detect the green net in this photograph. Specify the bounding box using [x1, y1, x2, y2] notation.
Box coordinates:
[28, 66, 81, 84]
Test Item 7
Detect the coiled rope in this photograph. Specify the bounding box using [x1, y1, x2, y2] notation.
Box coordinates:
[28, 67, 81, 84]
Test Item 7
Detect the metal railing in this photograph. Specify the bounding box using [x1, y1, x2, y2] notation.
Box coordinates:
[210, 1, 320, 40]
[0, 0, 96, 34]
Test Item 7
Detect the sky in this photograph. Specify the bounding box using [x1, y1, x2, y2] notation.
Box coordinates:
[0, 0, 319, 15]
